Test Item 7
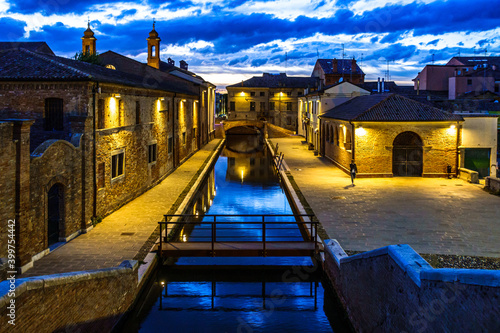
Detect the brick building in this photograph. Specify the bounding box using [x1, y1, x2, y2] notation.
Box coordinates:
[0, 26, 211, 275]
[312, 58, 365, 86]
[320, 94, 466, 177]
[413, 56, 500, 100]
[226, 73, 318, 132]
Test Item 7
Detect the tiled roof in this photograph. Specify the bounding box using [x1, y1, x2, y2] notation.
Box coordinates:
[0, 42, 54, 55]
[227, 73, 318, 88]
[159, 61, 205, 81]
[0, 48, 197, 95]
[448, 56, 500, 67]
[320, 93, 464, 122]
[317, 59, 365, 75]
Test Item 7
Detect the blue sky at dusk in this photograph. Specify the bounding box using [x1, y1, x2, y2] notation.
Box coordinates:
[1, 0, 499, 89]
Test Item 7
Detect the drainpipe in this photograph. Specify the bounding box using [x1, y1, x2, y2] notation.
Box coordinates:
[349, 121, 355, 161]
[455, 121, 461, 177]
[92, 81, 98, 219]
[173, 93, 177, 168]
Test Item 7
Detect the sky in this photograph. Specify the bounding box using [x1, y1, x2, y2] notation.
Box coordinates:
[1, 0, 499, 90]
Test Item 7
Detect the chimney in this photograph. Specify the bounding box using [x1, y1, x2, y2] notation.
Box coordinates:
[167, 57, 175, 66]
[377, 77, 381, 93]
[332, 58, 338, 73]
[382, 78, 385, 92]
[351, 58, 357, 74]
[180, 60, 188, 70]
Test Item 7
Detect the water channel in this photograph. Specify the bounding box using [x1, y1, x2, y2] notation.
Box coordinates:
[121, 135, 353, 333]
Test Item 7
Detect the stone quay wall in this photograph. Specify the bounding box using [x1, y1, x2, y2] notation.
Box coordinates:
[0, 260, 139, 333]
[323, 240, 500, 332]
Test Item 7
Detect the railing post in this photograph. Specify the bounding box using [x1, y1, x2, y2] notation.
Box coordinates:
[262, 216, 266, 257]
[159, 222, 162, 258]
[212, 216, 216, 257]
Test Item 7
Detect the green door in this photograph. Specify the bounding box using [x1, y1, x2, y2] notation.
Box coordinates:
[464, 148, 491, 179]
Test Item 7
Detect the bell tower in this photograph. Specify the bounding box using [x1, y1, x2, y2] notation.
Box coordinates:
[147, 20, 161, 69]
[82, 20, 97, 55]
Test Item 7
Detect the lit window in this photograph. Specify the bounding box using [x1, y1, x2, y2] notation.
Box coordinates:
[105, 64, 116, 70]
[111, 150, 125, 179]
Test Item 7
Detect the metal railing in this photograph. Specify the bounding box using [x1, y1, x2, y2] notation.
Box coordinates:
[159, 214, 318, 257]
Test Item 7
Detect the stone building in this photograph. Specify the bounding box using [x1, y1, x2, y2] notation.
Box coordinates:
[226, 73, 318, 132]
[319, 94, 466, 177]
[0, 27, 210, 275]
[312, 58, 365, 86]
[298, 81, 369, 152]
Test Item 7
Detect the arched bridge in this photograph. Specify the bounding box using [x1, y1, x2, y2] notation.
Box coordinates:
[221, 120, 268, 137]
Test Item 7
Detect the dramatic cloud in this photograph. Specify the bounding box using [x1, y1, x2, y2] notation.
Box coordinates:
[1, 0, 499, 88]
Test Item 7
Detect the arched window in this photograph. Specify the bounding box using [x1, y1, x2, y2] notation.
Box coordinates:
[345, 128, 352, 150]
[151, 45, 156, 57]
[330, 125, 334, 143]
[334, 126, 339, 146]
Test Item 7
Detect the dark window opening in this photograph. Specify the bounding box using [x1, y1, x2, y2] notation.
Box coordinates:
[260, 92, 265, 97]
[148, 143, 157, 164]
[168, 137, 173, 154]
[111, 152, 124, 179]
[98, 99, 105, 129]
[286, 102, 293, 111]
[182, 132, 186, 145]
[135, 101, 141, 125]
[230, 101, 235, 111]
[250, 102, 256, 111]
[250, 92, 255, 96]
[467, 79, 472, 85]
[45, 98, 64, 131]
[287, 91, 292, 96]
[260, 102, 266, 111]
[269, 102, 275, 111]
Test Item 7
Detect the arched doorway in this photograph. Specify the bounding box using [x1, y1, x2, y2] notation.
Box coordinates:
[47, 183, 64, 246]
[392, 131, 423, 176]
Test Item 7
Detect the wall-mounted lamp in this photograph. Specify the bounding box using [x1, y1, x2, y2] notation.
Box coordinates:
[356, 126, 366, 136]
[160, 97, 165, 101]
[450, 124, 456, 129]
[113, 94, 121, 98]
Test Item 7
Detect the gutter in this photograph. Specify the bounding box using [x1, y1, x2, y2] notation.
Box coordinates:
[92, 81, 99, 219]
[349, 121, 355, 161]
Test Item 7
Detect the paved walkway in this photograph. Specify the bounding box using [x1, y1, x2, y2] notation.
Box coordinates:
[21, 140, 221, 277]
[273, 137, 500, 257]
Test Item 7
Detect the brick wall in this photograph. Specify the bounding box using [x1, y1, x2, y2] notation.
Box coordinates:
[324, 240, 500, 332]
[0, 260, 139, 333]
[322, 120, 353, 172]
[0, 123, 16, 280]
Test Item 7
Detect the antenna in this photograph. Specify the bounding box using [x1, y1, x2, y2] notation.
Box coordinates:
[285, 51, 288, 74]
[484, 48, 487, 57]
[341, 44, 345, 79]
[431, 53, 435, 64]
[360, 53, 363, 67]
[316, 48, 319, 59]
[385, 59, 393, 82]
[458, 49, 461, 57]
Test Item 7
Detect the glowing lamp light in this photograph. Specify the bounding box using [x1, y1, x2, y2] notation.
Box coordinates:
[356, 126, 367, 136]
[113, 94, 121, 98]
[240, 92, 245, 96]
[182, 235, 187, 242]
[161, 281, 165, 286]
[450, 125, 456, 129]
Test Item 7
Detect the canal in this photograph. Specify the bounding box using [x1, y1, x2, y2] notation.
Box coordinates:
[120, 135, 353, 333]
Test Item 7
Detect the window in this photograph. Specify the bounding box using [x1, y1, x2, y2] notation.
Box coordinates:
[286, 116, 292, 125]
[44, 98, 64, 131]
[286, 102, 293, 111]
[98, 99, 105, 129]
[260, 102, 266, 111]
[467, 79, 472, 85]
[495, 84, 499, 93]
[182, 132, 186, 145]
[287, 91, 292, 96]
[230, 101, 235, 111]
[260, 92, 265, 97]
[105, 64, 116, 70]
[269, 92, 274, 97]
[269, 102, 275, 111]
[135, 101, 141, 125]
[192, 128, 197, 141]
[229, 157, 235, 166]
[148, 143, 157, 164]
[168, 137, 173, 154]
[97, 163, 105, 189]
[298, 91, 303, 96]
[151, 45, 156, 57]
[111, 151, 125, 179]
[85, 45, 90, 54]
[250, 158, 255, 166]
[250, 91, 255, 96]
[250, 102, 256, 111]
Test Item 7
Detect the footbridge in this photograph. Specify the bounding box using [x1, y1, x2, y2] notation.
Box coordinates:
[157, 214, 319, 258]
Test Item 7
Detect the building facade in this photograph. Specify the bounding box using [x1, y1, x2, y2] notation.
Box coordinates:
[226, 73, 318, 132]
[312, 58, 365, 86]
[319, 94, 467, 178]
[0, 27, 210, 276]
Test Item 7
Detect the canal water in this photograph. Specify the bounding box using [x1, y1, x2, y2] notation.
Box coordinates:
[121, 135, 353, 333]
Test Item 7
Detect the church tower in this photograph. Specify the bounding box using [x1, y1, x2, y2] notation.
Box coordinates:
[81, 21, 97, 55]
[147, 21, 161, 69]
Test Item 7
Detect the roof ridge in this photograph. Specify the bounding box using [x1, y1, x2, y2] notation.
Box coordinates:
[21, 48, 92, 79]
[352, 93, 393, 121]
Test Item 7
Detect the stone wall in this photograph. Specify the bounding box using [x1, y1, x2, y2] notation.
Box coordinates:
[485, 176, 500, 193]
[323, 240, 500, 332]
[0, 260, 138, 333]
[322, 120, 353, 173]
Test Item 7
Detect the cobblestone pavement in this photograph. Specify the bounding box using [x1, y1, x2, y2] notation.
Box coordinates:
[273, 137, 500, 257]
[21, 140, 221, 277]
